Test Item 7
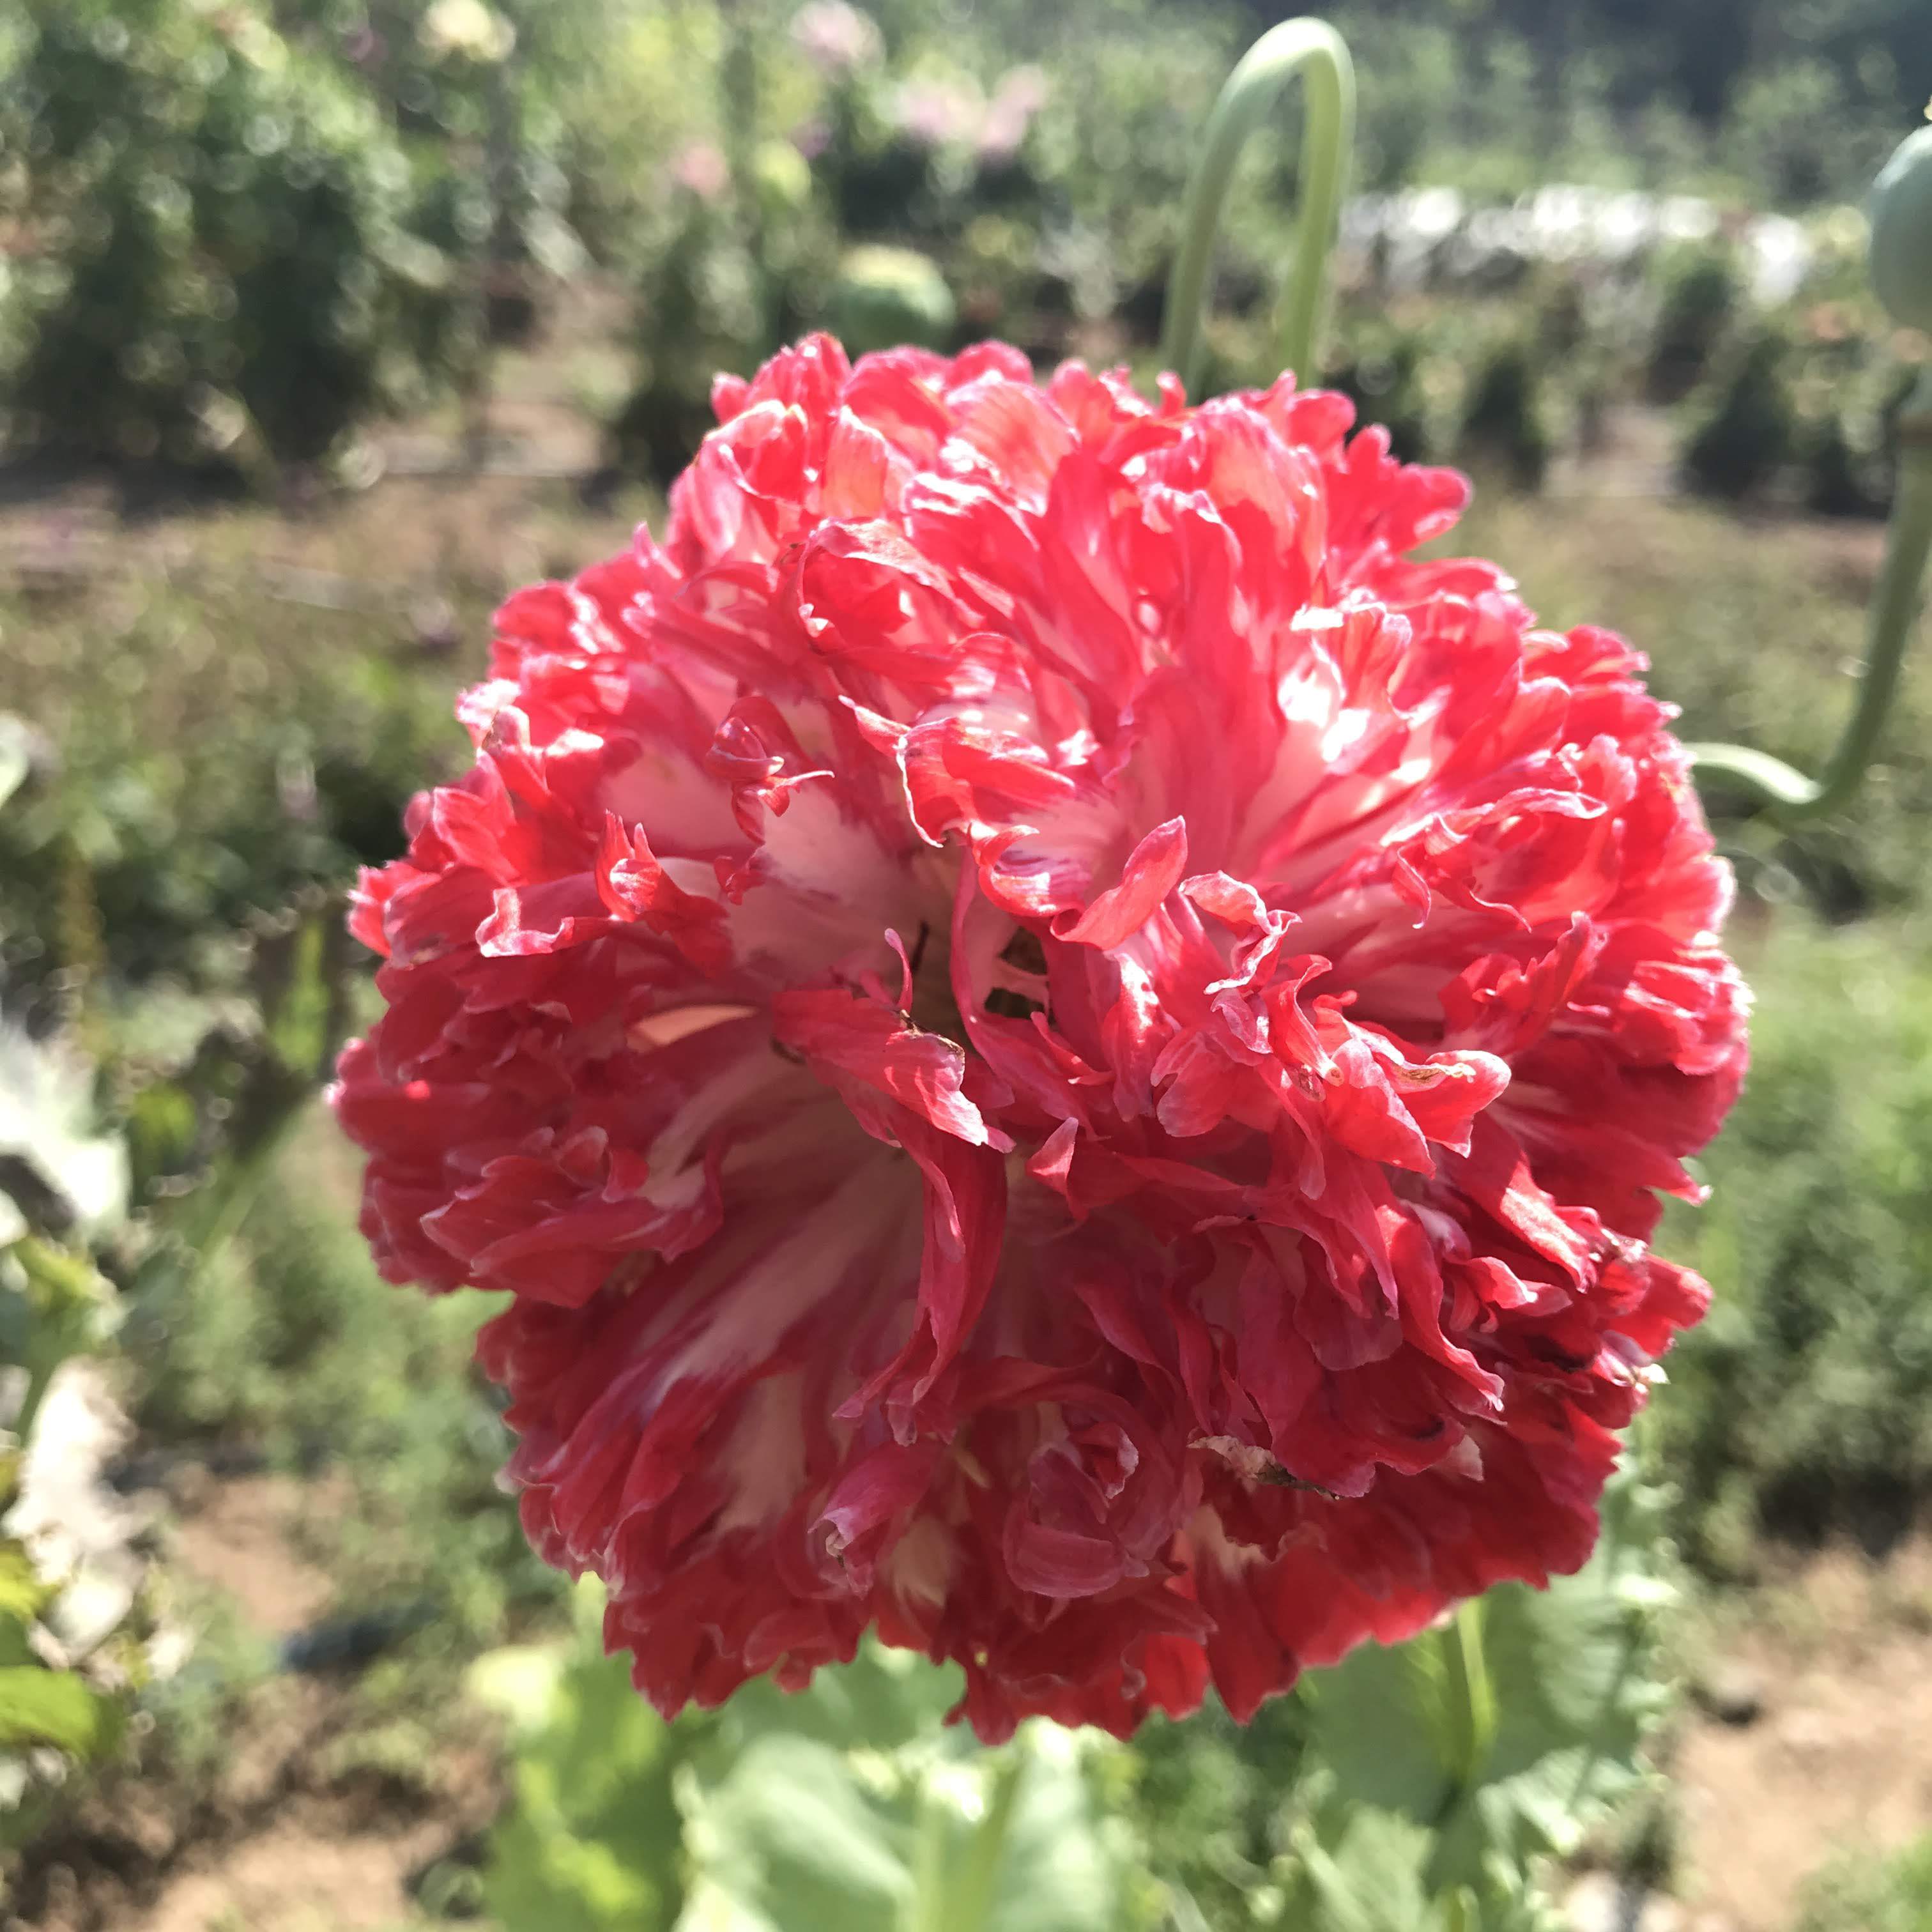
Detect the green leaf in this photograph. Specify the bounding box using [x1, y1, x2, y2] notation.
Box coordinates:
[710, 1637, 965, 1758]
[479, 1585, 687, 1932]
[0, 1665, 126, 1758]
[1307, 1618, 1464, 1823]
[694, 1732, 913, 1932]
[686, 1648, 1130, 1932]
[1285, 1804, 1448, 1932]
[977, 1725, 1132, 1932]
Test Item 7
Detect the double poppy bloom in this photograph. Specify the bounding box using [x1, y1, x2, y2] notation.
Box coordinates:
[334, 337, 1746, 1740]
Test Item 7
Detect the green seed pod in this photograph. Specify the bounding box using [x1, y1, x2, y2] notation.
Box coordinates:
[1870, 123, 1932, 332]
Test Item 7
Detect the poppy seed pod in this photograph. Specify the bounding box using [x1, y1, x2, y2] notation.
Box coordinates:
[1870, 124, 1932, 333]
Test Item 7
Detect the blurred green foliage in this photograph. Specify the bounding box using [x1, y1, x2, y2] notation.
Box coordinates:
[1457, 335, 1552, 491]
[1318, 0, 1922, 201]
[1, 0, 1926, 486]
[1116, 1696, 1312, 1929]
[829, 244, 958, 356]
[1278, 1471, 1674, 1932]
[0, 1229, 137, 1861]
[1648, 246, 1743, 405]
[1660, 918, 1932, 1571]
[0, 0, 450, 470]
[0, 806, 151, 1871]
[0, 567, 463, 999]
[0, 543, 501, 1908]
[1683, 330, 1797, 500]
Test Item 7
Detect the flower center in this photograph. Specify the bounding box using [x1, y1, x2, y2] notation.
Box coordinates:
[906, 920, 969, 1047]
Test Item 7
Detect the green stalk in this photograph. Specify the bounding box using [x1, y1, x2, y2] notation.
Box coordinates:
[937, 1747, 1027, 1932]
[907, 1781, 949, 1932]
[1442, 1598, 1498, 1802]
[1158, 18, 1356, 395]
[1690, 365, 1932, 819]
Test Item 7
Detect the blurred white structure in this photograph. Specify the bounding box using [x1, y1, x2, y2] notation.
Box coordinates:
[1342, 184, 1820, 303]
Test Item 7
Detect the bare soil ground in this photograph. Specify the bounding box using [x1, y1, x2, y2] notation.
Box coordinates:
[8, 1473, 502, 1932]
[1667, 1545, 1932, 1931]
[165, 1475, 337, 1636]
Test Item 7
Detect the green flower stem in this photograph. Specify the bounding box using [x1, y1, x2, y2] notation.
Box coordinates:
[1690, 365, 1932, 819]
[908, 1781, 948, 1932]
[939, 1747, 1027, 1932]
[1158, 18, 1356, 395]
[1443, 1598, 1497, 1805]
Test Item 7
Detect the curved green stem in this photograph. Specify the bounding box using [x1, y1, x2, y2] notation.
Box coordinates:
[1690, 365, 1932, 820]
[1159, 19, 1356, 396]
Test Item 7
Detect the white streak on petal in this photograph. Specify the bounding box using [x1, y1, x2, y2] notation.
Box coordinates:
[714, 1376, 810, 1531]
[884, 1515, 956, 1607]
[656, 1153, 917, 1388]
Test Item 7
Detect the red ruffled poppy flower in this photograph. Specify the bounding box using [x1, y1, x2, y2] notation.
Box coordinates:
[332, 336, 1747, 1740]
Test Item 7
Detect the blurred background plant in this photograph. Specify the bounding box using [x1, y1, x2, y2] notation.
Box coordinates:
[0, 749, 160, 1870]
[1, 0, 1925, 494]
[0, 0, 1929, 1927]
[0, 0, 448, 477]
